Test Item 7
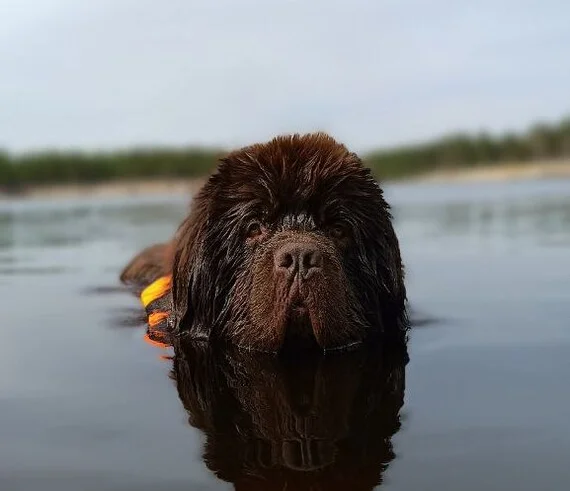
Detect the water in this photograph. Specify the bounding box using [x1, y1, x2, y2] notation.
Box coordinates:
[1, 178, 569, 490]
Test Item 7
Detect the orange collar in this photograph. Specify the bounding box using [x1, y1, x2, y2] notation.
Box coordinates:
[140, 275, 173, 350]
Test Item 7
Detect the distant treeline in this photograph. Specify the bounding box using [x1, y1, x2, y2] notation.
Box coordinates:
[0, 148, 223, 193]
[1, 116, 570, 192]
[366, 116, 570, 178]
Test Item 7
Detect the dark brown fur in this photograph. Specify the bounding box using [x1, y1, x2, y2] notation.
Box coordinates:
[121, 133, 408, 352]
[119, 242, 173, 288]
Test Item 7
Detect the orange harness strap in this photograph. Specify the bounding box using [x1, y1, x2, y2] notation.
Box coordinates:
[139, 275, 173, 349]
[140, 275, 172, 308]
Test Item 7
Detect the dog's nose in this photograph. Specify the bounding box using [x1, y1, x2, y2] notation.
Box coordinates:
[275, 243, 323, 280]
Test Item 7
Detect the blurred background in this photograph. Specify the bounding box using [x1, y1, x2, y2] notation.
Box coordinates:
[1, 0, 570, 190]
[1, 2, 570, 491]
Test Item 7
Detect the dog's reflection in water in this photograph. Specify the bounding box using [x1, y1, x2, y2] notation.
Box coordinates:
[169, 336, 408, 491]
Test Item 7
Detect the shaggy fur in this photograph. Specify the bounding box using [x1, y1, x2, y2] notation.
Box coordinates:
[120, 133, 408, 352]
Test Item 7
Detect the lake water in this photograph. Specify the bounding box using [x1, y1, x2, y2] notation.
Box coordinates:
[1, 178, 569, 490]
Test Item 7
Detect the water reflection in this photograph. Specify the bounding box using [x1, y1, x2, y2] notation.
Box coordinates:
[2, 180, 569, 490]
[395, 192, 570, 245]
[169, 339, 408, 490]
[0, 211, 14, 250]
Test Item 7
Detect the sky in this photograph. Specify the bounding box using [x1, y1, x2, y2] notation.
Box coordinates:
[1, 0, 569, 153]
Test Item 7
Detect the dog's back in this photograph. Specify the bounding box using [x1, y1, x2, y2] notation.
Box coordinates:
[120, 242, 173, 290]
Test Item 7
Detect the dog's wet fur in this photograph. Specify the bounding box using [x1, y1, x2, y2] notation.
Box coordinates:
[120, 133, 408, 353]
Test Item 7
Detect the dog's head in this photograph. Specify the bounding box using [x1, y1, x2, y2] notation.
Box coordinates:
[171, 133, 407, 352]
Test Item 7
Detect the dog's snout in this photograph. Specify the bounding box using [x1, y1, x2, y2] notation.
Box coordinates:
[275, 243, 323, 279]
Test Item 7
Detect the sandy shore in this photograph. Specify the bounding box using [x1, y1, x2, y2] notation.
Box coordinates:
[417, 159, 570, 184]
[5, 178, 207, 200]
[3, 159, 569, 200]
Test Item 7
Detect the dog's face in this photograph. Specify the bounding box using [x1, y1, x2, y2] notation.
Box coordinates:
[172, 133, 407, 352]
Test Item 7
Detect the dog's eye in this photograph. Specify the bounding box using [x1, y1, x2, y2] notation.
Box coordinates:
[330, 224, 348, 239]
[246, 222, 263, 239]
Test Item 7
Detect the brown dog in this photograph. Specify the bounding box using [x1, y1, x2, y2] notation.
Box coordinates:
[120, 133, 408, 352]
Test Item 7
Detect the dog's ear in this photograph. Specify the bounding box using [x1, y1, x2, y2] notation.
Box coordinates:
[377, 217, 408, 330]
[372, 201, 409, 341]
[171, 190, 212, 340]
[350, 172, 409, 340]
[171, 168, 252, 341]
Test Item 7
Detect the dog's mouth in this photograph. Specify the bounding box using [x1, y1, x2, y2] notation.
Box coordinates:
[240, 281, 364, 354]
[281, 287, 366, 354]
[277, 286, 317, 350]
[289, 294, 309, 316]
[284, 289, 312, 327]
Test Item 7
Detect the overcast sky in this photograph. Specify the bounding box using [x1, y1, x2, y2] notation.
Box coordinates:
[1, 0, 569, 153]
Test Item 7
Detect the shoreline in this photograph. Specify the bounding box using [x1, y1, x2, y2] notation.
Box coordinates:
[1, 178, 207, 200]
[2, 160, 569, 201]
[415, 159, 570, 184]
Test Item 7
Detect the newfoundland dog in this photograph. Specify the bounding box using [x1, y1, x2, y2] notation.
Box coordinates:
[120, 133, 408, 352]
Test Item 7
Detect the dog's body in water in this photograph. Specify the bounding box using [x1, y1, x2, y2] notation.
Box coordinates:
[120, 132, 408, 354]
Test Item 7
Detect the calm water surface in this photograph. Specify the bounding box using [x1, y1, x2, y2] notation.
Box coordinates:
[1, 179, 569, 490]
